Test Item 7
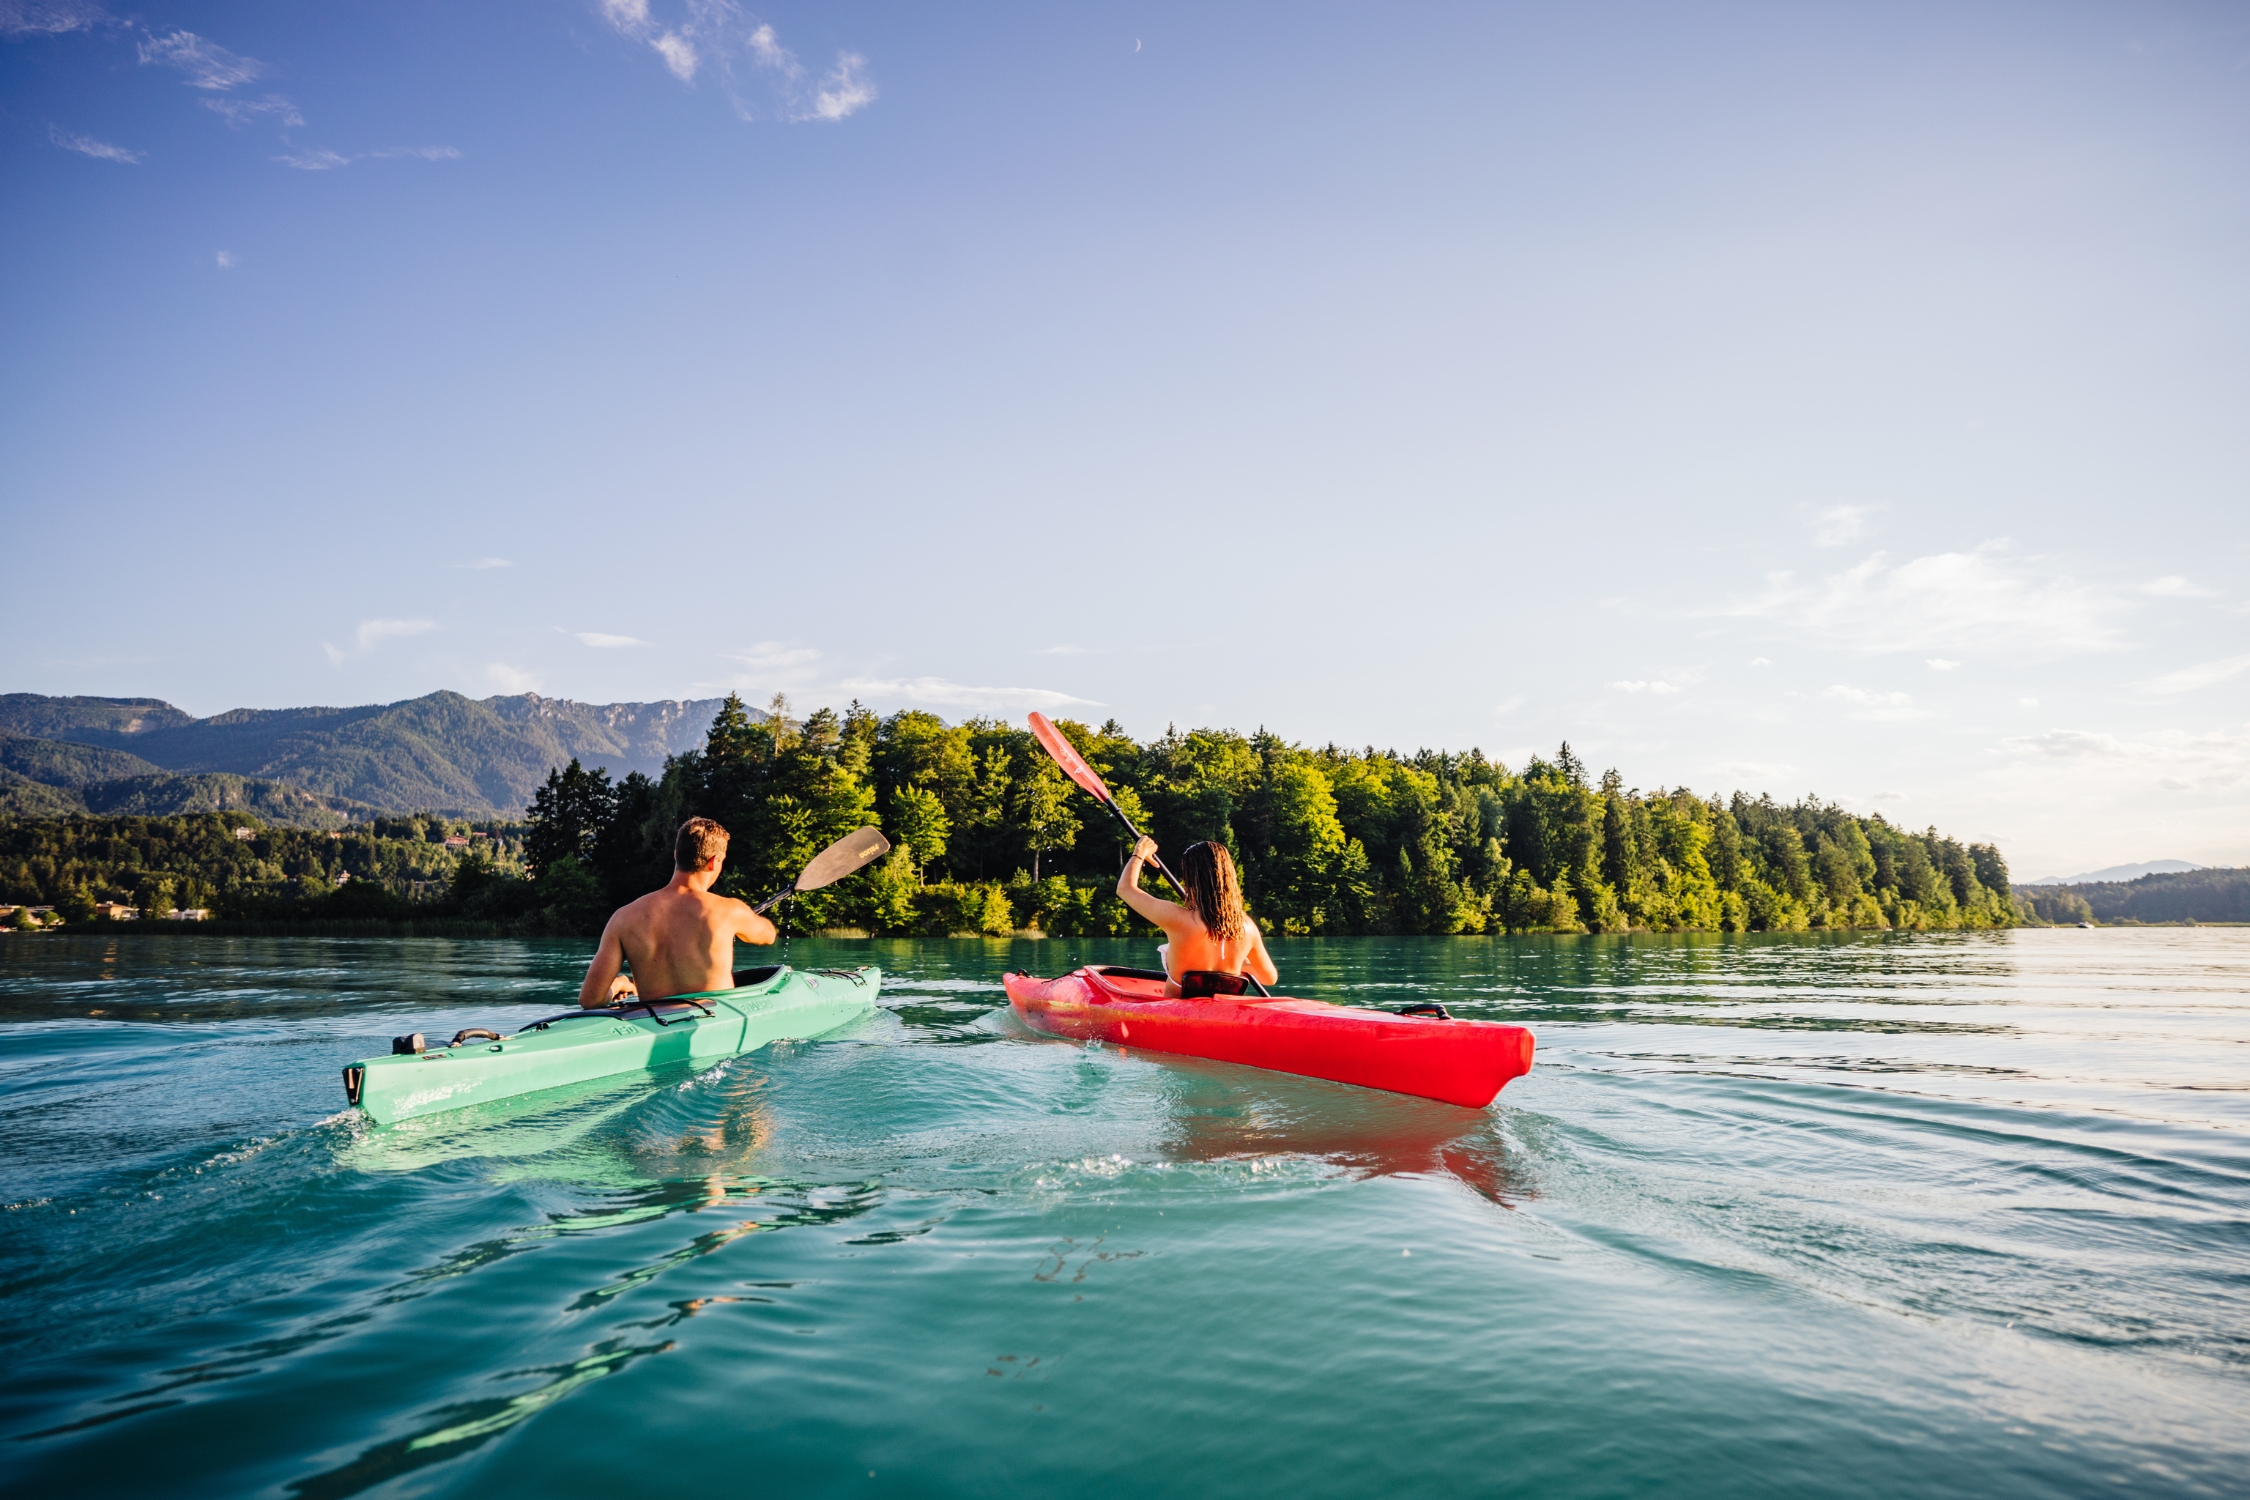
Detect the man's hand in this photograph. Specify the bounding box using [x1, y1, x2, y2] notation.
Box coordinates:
[607, 972, 638, 1003]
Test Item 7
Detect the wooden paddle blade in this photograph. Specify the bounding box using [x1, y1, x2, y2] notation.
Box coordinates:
[1027, 712, 1113, 802]
[795, 826, 892, 891]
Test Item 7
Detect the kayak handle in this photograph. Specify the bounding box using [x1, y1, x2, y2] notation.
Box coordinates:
[449, 1028, 503, 1047]
[1388, 1003, 1452, 1020]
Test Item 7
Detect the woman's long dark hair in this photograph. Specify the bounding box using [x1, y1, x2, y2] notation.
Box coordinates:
[1176, 842, 1244, 943]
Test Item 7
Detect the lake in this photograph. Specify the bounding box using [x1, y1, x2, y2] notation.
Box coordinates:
[2, 929, 2245, 1498]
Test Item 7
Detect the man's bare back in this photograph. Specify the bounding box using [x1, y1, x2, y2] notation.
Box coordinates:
[577, 820, 775, 1007]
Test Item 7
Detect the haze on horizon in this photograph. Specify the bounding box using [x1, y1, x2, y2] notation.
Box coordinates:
[2, 0, 2245, 878]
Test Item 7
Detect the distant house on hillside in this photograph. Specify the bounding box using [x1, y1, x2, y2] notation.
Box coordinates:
[335, 872, 352, 885]
[233, 827, 256, 841]
[94, 901, 136, 920]
[444, 836, 470, 848]
[168, 909, 210, 921]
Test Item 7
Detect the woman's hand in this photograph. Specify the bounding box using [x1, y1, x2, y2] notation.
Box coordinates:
[1130, 835, 1158, 862]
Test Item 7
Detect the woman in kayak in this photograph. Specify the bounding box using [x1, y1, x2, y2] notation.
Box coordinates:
[1118, 835, 1279, 997]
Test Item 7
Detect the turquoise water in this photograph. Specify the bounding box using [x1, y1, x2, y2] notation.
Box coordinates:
[2, 930, 2245, 1498]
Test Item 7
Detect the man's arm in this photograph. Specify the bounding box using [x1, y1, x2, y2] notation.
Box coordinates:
[733, 901, 778, 946]
[1117, 836, 1187, 931]
[577, 912, 629, 1008]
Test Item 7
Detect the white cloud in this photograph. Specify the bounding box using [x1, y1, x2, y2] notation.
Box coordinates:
[572, 631, 650, 648]
[598, 5, 875, 122]
[836, 676, 1099, 711]
[1609, 680, 1681, 694]
[1707, 543, 2123, 660]
[1998, 723, 2250, 798]
[654, 31, 698, 79]
[1927, 658, 1961, 671]
[1810, 504, 1874, 548]
[138, 29, 261, 90]
[321, 642, 344, 668]
[368, 145, 462, 160]
[454, 557, 511, 570]
[2140, 576, 2217, 599]
[1035, 644, 1092, 655]
[276, 148, 350, 171]
[203, 94, 301, 128]
[1491, 694, 1526, 715]
[730, 641, 821, 671]
[1712, 760, 1796, 781]
[214, 250, 235, 269]
[810, 53, 876, 120]
[49, 126, 140, 163]
[2139, 654, 2250, 696]
[355, 618, 436, 649]
[1, 1, 111, 35]
[1821, 684, 1929, 721]
[2018, 697, 2039, 707]
[1747, 657, 1771, 667]
[485, 662, 542, 693]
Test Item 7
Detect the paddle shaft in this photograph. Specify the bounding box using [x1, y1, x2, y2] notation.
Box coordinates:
[1097, 794, 1189, 902]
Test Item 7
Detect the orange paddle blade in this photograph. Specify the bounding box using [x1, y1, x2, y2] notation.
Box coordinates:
[1027, 711, 1113, 803]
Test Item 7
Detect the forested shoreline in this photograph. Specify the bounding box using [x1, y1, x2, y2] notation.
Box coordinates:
[0, 694, 2024, 938]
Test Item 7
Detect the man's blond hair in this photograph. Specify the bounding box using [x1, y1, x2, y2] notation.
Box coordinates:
[674, 817, 730, 871]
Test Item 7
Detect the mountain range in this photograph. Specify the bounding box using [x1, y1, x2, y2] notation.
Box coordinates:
[2022, 860, 2205, 886]
[0, 691, 733, 822]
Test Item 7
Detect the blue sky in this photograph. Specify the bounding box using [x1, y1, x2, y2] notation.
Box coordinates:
[3, 0, 2246, 877]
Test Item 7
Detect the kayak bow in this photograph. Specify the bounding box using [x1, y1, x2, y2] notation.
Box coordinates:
[1004, 966, 1533, 1107]
[343, 964, 879, 1124]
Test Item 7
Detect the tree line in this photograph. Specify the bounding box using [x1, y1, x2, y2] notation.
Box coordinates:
[0, 695, 2019, 936]
[516, 695, 2016, 936]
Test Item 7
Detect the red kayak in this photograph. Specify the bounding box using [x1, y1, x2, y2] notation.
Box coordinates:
[1003, 966, 1534, 1108]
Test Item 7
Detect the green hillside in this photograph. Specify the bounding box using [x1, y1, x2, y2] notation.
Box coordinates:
[2019, 867, 2250, 924]
[0, 691, 726, 816]
[0, 731, 169, 788]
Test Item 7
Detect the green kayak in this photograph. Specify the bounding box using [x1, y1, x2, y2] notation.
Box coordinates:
[342, 964, 880, 1125]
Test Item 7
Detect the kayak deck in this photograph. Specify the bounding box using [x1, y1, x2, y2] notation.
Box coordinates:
[1004, 966, 1532, 1108]
[344, 965, 880, 1125]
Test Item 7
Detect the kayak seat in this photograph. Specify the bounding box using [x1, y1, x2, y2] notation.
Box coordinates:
[733, 965, 784, 989]
[1095, 966, 1170, 982]
[1178, 971, 1251, 999]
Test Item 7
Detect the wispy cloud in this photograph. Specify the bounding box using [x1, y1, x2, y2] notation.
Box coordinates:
[215, 250, 235, 269]
[836, 676, 1099, 711]
[454, 557, 511, 570]
[1809, 503, 1874, 548]
[368, 145, 462, 160]
[597, 5, 875, 121]
[1, 0, 111, 37]
[810, 52, 875, 119]
[1035, 644, 1091, 656]
[2139, 654, 2250, 696]
[1609, 680, 1682, 695]
[571, 631, 651, 648]
[1994, 725, 2250, 796]
[48, 125, 140, 163]
[139, 29, 261, 90]
[203, 94, 301, 128]
[1821, 684, 1929, 721]
[276, 148, 349, 171]
[355, 618, 436, 649]
[1707, 543, 2123, 660]
[1491, 694, 1526, 715]
[2140, 575, 2217, 599]
[486, 662, 542, 693]
[729, 641, 822, 672]
[1927, 658, 1960, 671]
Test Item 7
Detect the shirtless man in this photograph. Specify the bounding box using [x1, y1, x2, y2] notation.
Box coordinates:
[575, 816, 777, 1008]
[1116, 835, 1279, 996]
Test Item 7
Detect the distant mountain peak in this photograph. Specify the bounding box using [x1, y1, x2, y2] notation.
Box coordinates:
[2023, 859, 2206, 886]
